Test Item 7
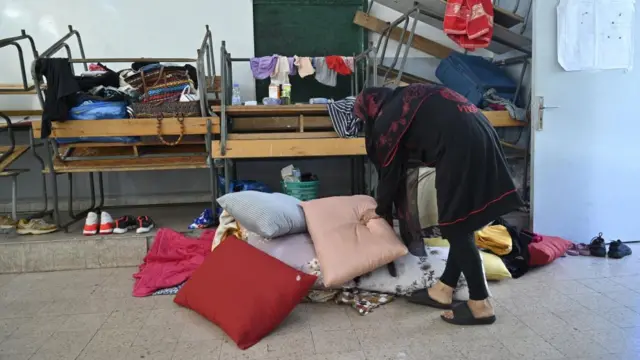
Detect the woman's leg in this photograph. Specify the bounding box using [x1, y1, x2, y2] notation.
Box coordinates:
[442, 231, 489, 300]
[439, 230, 494, 321]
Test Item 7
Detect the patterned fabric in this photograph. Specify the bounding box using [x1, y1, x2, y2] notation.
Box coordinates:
[152, 282, 185, 296]
[304, 290, 340, 303]
[356, 245, 470, 299]
[327, 97, 362, 138]
[335, 289, 395, 315]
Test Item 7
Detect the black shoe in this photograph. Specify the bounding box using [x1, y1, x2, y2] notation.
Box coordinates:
[608, 240, 632, 259]
[589, 232, 607, 257]
[113, 215, 136, 234]
[136, 216, 155, 234]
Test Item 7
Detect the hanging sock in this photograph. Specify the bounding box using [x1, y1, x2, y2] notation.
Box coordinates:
[443, 0, 494, 51]
[250, 55, 278, 80]
[325, 55, 352, 75]
[294, 56, 315, 78]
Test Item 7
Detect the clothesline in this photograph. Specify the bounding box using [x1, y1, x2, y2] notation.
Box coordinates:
[250, 55, 356, 87]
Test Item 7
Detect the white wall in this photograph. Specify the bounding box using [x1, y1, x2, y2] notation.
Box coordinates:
[0, 0, 257, 106]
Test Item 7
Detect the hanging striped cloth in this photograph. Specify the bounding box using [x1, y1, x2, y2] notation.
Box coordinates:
[327, 97, 362, 138]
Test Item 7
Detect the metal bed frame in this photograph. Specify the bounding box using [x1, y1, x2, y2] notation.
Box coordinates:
[31, 25, 219, 231]
[0, 31, 51, 221]
[216, 41, 378, 195]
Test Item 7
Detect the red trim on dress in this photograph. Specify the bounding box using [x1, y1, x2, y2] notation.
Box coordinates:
[438, 188, 517, 227]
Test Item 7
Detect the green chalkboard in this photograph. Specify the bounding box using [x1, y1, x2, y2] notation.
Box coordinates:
[253, 0, 366, 103]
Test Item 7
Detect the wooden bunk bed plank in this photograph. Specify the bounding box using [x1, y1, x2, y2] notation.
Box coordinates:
[487, 112, 525, 127]
[376, 65, 437, 85]
[212, 138, 366, 158]
[231, 116, 333, 132]
[47, 155, 208, 173]
[1, 110, 42, 117]
[228, 132, 340, 140]
[57, 138, 206, 150]
[0, 145, 29, 172]
[353, 11, 453, 59]
[228, 111, 522, 131]
[32, 117, 221, 138]
[211, 105, 328, 116]
[47, 145, 208, 173]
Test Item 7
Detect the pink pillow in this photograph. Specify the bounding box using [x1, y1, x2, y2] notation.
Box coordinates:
[300, 195, 408, 287]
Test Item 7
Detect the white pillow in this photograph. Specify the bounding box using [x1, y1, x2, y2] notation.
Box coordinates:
[217, 191, 306, 238]
[356, 246, 470, 300]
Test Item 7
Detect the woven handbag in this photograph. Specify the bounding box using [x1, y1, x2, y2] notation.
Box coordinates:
[130, 101, 202, 146]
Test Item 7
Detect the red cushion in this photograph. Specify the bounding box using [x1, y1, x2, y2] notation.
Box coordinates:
[174, 235, 317, 349]
[528, 234, 573, 266]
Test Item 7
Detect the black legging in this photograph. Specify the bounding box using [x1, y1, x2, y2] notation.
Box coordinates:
[439, 229, 489, 301]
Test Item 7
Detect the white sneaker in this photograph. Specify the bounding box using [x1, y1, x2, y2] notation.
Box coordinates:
[83, 212, 98, 236]
[99, 211, 115, 235]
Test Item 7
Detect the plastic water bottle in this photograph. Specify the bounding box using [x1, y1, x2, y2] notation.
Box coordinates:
[231, 83, 242, 105]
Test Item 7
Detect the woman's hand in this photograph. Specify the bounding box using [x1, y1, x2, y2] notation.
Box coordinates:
[360, 209, 381, 225]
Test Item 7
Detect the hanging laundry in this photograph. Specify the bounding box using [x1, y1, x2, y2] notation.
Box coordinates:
[343, 57, 355, 72]
[271, 56, 292, 85]
[294, 56, 315, 78]
[250, 55, 278, 80]
[327, 97, 362, 138]
[314, 57, 337, 87]
[287, 57, 297, 76]
[443, 0, 494, 50]
[325, 55, 352, 75]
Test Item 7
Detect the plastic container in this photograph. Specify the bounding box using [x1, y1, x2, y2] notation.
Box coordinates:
[282, 179, 320, 201]
[281, 83, 291, 105]
[435, 52, 517, 106]
[231, 83, 242, 105]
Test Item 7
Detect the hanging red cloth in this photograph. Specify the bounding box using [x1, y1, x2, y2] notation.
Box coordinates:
[443, 0, 494, 51]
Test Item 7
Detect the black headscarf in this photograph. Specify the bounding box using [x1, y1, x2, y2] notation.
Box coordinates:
[353, 84, 442, 168]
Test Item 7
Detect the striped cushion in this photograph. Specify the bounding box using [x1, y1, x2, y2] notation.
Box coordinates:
[217, 191, 307, 239]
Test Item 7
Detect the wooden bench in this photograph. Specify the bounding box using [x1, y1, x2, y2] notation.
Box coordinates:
[211, 105, 524, 158]
[31, 116, 220, 231]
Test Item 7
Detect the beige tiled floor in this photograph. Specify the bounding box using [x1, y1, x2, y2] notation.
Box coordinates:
[0, 246, 638, 360]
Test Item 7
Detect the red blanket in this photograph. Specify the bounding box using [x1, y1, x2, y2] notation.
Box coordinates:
[132, 228, 215, 297]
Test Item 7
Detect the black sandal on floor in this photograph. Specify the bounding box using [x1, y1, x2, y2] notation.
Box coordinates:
[440, 302, 496, 326]
[407, 289, 459, 309]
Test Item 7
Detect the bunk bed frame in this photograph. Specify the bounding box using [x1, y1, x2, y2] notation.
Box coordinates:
[30, 25, 220, 231]
[213, 34, 527, 197]
[0, 31, 51, 221]
[212, 42, 380, 195]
